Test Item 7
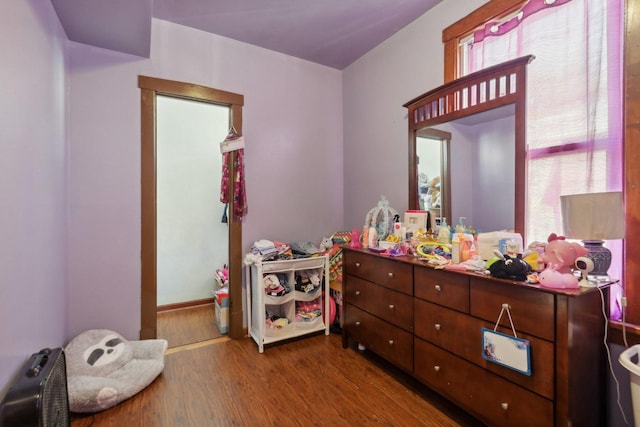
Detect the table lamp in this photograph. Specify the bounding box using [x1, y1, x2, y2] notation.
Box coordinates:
[560, 191, 625, 278]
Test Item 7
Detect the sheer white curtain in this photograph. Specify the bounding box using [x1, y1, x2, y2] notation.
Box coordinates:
[467, 0, 623, 315]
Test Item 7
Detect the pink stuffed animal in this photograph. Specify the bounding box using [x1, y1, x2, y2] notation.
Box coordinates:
[539, 233, 589, 275]
[348, 228, 362, 249]
[538, 263, 579, 289]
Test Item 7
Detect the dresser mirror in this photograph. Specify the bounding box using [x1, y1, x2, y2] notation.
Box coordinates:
[404, 55, 533, 239]
[415, 128, 451, 231]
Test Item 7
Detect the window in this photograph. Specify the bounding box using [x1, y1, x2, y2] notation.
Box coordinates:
[443, 0, 626, 319]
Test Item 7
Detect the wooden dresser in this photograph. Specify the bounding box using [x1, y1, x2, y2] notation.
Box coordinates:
[342, 247, 607, 427]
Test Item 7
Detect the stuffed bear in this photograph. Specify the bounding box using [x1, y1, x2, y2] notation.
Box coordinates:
[65, 329, 167, 413]
[427, 176, 441, 208]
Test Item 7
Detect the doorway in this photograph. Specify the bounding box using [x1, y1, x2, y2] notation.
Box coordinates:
[138, 76, 245, 340]
[155, 95, 229, 346]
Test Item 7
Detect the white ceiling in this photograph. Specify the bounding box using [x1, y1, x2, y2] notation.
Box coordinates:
[50, 0, 443, 70]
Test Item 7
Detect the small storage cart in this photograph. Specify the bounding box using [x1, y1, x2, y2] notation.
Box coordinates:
[246, 256, 330, 352]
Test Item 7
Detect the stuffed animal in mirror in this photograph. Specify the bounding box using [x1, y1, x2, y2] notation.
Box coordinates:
[539, 233, 589, 275]
[486, 250, 532, 281]
[427, 176, 441, 208]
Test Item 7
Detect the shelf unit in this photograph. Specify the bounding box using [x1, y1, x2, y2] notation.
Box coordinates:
[246, 256, 330, 352]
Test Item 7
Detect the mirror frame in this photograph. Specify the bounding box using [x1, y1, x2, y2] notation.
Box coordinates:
[404, 55, 534, 240]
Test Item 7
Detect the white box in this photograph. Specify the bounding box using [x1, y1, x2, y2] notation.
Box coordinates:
[476, 231, 523, 260]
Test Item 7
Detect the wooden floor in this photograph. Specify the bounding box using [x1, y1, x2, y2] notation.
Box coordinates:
[69, 331, 485, 426]
[157, 303, 223, 348]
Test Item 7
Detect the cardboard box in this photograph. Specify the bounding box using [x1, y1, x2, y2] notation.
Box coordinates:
[476, 231, 523, 260]
[214, 288, 229, 334]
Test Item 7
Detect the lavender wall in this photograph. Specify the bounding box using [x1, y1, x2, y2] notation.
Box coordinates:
[66, 20, 344, 340]
[342, 0, 489, 231]
[0, 0, 68, 392]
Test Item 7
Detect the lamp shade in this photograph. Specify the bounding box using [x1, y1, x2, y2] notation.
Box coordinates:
[560, 191, 625, 240]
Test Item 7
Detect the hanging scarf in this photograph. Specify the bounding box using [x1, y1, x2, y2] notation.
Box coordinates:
[220, 148, 248, 221]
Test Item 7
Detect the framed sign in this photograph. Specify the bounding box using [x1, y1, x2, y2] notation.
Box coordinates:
[481, 327, 531, 376]
[404, 210, 428, 234]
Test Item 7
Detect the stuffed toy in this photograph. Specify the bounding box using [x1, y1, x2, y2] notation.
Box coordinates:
[319, 236, 333, 252]
[348, 228, 362, 249]
[539, 233, 589, 275]
[486, 251, 532, 281]
[215, 264, 229, 288]
[65, 329, 167, 413]
[538, 263, 579, 289]
[427, 176, 441, 208]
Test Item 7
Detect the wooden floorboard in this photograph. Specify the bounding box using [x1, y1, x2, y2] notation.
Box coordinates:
[157, 303, 223, 348]
[70, 333, 485, 426]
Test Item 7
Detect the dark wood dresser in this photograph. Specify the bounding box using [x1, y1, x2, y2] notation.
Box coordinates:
[342, 247, 607, 427]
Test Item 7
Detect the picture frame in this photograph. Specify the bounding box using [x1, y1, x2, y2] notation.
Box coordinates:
[404, 210, 428, 234]
[481, 327, 531, 376]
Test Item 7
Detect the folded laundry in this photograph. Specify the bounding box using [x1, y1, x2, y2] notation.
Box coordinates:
[264, 274, 286, 296]
[253, 239, 275, 251]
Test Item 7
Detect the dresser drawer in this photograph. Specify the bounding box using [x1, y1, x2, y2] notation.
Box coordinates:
[344, 250, 413, 295]
[414, 339, 553, 427]
[470, 278, 555, 341]
[345, 304, 413, 372]
[345, 275, 413, 332]
[414, 266, 469, 312]
[414, 299, 554, 399]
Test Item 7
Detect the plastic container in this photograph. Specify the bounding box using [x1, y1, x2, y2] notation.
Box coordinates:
[619, 344, 640, 426]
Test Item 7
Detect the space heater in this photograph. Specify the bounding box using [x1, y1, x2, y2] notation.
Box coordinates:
[0, 348, 70, 427]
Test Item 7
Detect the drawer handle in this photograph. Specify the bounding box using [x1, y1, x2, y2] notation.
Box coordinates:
[355, 262, 361, 267]
[355, 291, 360, 296]
[434, 365, 440, 372]
[388, 340, 394, 346]
[434, 284, 442, 292]
[388, 304, 395, 310]
[501, 402, 509, 411]
[388, 272, 394, 278]
[355, 321, 361, 326]
[434, 323, 441, 331]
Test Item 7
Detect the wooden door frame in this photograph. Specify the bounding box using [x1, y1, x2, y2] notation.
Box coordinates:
[138, 76, 245, 340]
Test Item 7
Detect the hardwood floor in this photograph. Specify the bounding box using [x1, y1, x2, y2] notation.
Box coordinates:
[69, 332, 485, 426]
[157, 303, 223, 348]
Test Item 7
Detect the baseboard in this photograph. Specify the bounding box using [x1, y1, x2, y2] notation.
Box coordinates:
[157, 297, 214, 313]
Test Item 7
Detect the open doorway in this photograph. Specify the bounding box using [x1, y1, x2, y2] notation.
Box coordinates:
[138, 76, 244, 341]
[155, 95, 229, 347]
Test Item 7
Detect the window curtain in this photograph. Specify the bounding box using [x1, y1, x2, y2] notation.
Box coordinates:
[468, 0, 624, 316]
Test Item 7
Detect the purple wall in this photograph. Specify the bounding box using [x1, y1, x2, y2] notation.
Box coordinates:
[66, 20, 344, 340]
[0, 0, 68, 392]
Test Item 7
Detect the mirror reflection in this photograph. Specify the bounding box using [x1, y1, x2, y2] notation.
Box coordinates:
[415, 104, 515, 234]
[416, 128, 450, 231]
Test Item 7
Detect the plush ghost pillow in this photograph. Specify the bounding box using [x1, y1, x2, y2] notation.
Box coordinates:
[65, 329, 167, 413]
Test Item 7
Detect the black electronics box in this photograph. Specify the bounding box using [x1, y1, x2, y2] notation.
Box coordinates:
[0, 348, 69, 427]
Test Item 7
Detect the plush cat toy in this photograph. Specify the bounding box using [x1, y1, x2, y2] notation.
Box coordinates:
[65, 329, 167, 413]
[486, 250, 532, 281]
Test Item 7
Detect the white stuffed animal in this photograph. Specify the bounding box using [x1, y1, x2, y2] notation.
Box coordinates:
[65, 329, 167, 413]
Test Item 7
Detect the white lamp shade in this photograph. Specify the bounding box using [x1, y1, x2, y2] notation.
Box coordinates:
[560, 191, 625, 240]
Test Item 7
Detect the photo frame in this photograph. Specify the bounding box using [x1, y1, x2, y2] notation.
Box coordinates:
[481, 327, 531, 376]
[404, 210, 428, 234]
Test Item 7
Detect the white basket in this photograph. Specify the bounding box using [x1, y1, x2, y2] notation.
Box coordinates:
[619, 344, 640, 427]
